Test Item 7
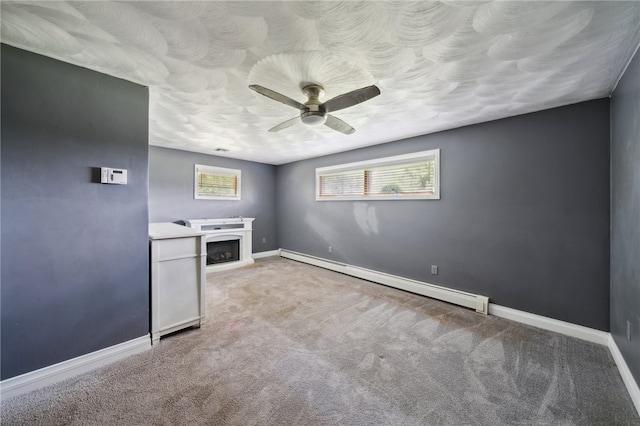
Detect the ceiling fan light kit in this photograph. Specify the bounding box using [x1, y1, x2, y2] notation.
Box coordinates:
[300, 110, 327, 126]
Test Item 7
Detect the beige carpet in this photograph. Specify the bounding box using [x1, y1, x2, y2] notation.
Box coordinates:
[2, 256, 638, 425]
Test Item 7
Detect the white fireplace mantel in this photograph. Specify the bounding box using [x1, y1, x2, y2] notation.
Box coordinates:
[183, 218, 255, 273]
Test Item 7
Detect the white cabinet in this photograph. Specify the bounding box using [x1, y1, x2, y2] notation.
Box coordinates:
[149, 223, 206, 344]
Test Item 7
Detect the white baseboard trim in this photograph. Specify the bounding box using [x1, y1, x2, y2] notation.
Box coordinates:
[608, 335, 640, 415]
[488, 304, 609, 345]
[0, 334, 151, 400]
[253, 249, 280, 259]
[280, 249, 489, 314]
[489, 304, 638, 415]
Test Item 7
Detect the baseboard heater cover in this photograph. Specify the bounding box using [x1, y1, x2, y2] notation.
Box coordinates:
[279, 249, 489, 314]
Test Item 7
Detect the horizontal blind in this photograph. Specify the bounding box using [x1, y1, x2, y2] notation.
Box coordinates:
[319, 170, 364, 197]
[367, 161, 435, 196]
[197, 172, 237, 197]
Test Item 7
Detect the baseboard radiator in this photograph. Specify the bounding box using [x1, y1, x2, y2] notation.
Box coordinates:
[279, 249, 489, 314]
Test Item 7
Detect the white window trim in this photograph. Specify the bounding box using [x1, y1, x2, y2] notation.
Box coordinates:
[315, 149, 440, 201]
[194, 164, 241, 200]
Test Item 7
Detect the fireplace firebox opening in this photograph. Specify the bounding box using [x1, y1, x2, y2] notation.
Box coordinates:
[206, 240, 240, 265]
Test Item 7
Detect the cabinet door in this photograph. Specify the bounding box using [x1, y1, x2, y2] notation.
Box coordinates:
[156, 257, 200, 329]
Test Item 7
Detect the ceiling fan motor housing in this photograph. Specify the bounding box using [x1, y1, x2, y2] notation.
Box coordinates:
[300, 85, 327, 126]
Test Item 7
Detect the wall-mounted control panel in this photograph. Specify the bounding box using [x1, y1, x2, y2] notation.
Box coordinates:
[101, 167, 128, 185]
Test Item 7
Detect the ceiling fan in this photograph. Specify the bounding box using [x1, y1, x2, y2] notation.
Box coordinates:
[249, 83, 380, 134]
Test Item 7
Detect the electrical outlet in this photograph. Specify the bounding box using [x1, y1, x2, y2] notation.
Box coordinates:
[431, 265, 438, 275]
[627, 321, 631, 340]
[328, 246, 333, 254]
[262, 237, 266, 244]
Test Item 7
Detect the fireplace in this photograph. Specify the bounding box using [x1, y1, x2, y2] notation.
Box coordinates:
[207, 239, 240, 265]
[184, 218, 255, 273]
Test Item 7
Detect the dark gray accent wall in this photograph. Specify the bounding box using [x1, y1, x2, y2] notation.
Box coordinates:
[611, 49, 640, 383]
[277, 100, 610, 330]
[1, 45, 150, 380]
[149, 146, 278, 252]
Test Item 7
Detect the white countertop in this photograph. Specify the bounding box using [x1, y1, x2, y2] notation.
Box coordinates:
[149, 222, 206, 240]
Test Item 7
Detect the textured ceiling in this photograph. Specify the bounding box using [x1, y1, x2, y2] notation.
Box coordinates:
[2, 1, 640, 165]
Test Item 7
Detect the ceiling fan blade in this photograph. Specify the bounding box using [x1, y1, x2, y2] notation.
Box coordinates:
[249, 85, 304, 110]
[322, 85, 380, 113]
[269, 116, 300, 132]
[324, 114, 355, 135]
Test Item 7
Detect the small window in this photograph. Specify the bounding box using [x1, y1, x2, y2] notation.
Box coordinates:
[316, 149, 440, 201]
[194, 164, 241, 200]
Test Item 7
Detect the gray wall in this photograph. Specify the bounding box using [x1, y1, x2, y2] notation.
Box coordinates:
[277, 100, 610, 330]
[149, 146, 278, 253]
[611, 49, 640, 383]
[1, 45, 150, 380]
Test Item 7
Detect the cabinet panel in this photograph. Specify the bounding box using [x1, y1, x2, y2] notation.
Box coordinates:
[157, 258, 200, 329]
[156, 237, 198, 260]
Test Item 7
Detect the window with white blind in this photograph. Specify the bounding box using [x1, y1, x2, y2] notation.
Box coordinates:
[194, 164, 241, 200]
[316, 149, 440, 201]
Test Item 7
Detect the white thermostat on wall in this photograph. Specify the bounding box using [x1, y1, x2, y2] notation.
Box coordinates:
[101, 167, 128, 185]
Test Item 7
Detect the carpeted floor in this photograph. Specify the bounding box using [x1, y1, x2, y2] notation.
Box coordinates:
[2, 256, 638, 425]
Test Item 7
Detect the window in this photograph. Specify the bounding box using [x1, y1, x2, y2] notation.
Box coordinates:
[194, 164, 241, 200]
[316, 149, 440, 201]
